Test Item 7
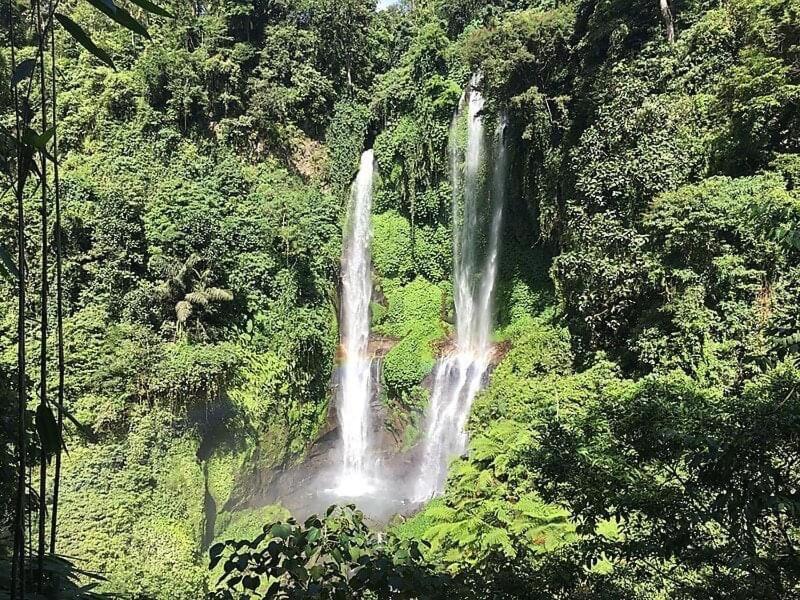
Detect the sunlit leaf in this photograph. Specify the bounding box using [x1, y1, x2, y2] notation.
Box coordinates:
[270, 523, 292, 540]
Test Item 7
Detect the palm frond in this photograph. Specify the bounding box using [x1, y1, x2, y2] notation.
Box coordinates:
[176, 300, 192, 323]
[205, 287, 233, 302]
[185, 291, 209, 306]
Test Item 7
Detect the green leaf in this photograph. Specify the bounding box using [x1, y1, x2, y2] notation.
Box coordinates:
[36, 403, 62, 462]
[95, 0, 118, 11]
[409, 543, 422, 561]
[127, 0, 174, 18]
[306, 527, 321, 544]
[242, 574, 260, 590]
[209, 542, 226, 569]
[55, 13, 116, 69]
[84, 0, 151, 39]
[308, 565, 324, 580]
[270, 523, 292, 540]
[304, 515, 321, 529]
[0, 243, 20, 281]
[22, 127, 55, 150]
[11, 58, 36, 87]
[287, 564, 308, 582]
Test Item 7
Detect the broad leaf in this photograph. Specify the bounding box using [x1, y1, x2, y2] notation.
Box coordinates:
[242, 574, 260, 590]
[128, 0, 174, 18]
[85, 0, 151, 39]
[270, 523, 292, 540]
[22, 127, 55, 151]
[0, 243, 20, 281]
[55, 13, 116, 69]
[36, 403, 62, 462]
[11, 58, 36, 87]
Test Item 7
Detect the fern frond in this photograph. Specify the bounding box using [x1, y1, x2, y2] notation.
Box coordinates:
[480, 527, 515, 557]
[423, 505, 458, 522]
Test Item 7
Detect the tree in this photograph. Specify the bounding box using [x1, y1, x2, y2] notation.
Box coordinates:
[659, 0, 675, 43]
[154, 255, 233, 341]
[306, 0, 375, 91]
[534, 365, 800, 598]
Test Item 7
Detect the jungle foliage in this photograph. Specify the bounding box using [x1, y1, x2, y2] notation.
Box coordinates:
[1, 0, 799, 598]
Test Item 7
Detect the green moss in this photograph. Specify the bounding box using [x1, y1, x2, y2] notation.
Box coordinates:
[57, 408, 207, 599]
[229, 348, 329, 468]
[383, 333, 436, 398]
[206, 446, 249, 509]
[370, 302, 387, 327]
[372, 211, 415, 282]
[377, 276, 445, 339]
[377, 277, 446, 400]
[411, 222, 452, 283]
[213, 505, 289, 543]
[109, 517, 208, 599]
[401, 419, 422, 451]
[372, 210, 452, 285]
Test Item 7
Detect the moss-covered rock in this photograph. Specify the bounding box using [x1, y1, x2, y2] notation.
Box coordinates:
[372, 211, 415, 282]
[377, 277, 447, 402]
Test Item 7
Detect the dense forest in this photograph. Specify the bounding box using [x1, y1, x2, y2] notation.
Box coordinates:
[1, 0, 799, 598]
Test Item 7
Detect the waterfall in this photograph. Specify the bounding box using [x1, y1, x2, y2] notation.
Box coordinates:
[413, 82, 507, 501]
[333, 149, 376, 496]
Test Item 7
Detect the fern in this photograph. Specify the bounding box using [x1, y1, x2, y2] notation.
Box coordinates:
[480, 527, 516, 557]
[423, 504, 458, 521]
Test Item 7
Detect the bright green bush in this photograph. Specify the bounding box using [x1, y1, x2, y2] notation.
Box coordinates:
[57, 408, 207, 599]
[378, 277, 446, 401]
[372, 210, 416, 282]
[326, 101, 371, 191]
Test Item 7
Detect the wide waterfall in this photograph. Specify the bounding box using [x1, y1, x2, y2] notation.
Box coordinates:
[333, 149, 376, 496]
[413, 82, 507, 501]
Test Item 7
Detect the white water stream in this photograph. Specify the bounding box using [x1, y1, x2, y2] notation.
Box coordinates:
[332, 149, 376, 496]
[413, 82, 507, 501]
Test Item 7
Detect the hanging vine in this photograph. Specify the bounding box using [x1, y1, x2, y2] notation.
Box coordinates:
[3, 0, 170, 595]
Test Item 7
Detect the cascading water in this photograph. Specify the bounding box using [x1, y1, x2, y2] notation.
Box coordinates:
[413, 82, 507, 501]
[333, 149, 376, 497]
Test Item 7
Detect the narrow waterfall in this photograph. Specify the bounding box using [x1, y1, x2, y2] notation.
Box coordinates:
[334, 149, 376, 496]
[413, 83, 507, 501]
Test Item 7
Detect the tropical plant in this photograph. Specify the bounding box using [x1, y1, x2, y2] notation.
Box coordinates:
[206, 505, 450, 599]
[0, 554, 109, 600]
[534, 365, 800, 598]
[2, 0, 171, 595]
[154, 254, 233, 340]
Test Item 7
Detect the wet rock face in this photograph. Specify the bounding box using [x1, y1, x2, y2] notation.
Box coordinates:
[247, 338, 508, 525]
[261, 336, 423, 523]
